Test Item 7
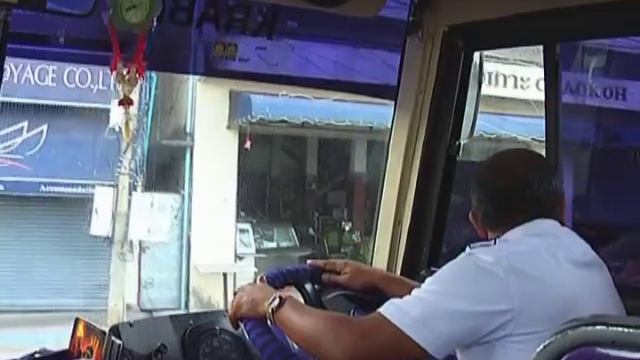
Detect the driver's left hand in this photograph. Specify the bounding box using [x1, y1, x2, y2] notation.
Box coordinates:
[229, 283, 277, 329]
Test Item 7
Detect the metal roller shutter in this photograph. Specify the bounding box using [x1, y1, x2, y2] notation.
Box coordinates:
[0, 196, 112, 310]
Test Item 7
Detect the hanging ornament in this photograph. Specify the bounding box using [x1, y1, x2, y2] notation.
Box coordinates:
[109, 0, 162, 33]
[244, 128, 252, 150]
[106, 0, 162, 147]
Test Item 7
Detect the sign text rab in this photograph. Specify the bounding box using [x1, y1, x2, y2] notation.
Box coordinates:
[158, 0, 279, 39]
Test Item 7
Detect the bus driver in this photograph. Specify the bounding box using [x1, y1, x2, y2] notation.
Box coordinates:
[230, 148, 625, 360]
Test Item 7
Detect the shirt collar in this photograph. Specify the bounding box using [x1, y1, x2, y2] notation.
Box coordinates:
[498, 219, 562, 243]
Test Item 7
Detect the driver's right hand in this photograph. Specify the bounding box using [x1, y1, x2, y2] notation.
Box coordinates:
[307, 259, 384, 291]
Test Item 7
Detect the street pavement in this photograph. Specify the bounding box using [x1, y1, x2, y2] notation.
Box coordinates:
[0, 311, 150, 360]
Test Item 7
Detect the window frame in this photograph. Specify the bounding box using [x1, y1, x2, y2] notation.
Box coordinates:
[402, 0, 640, 280]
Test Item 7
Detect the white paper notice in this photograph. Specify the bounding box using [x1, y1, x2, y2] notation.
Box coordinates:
[129, 192, 182, 243]
[90, 186, 115, 237]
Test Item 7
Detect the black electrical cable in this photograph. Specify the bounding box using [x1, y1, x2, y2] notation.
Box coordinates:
[0, 7, 10, 93]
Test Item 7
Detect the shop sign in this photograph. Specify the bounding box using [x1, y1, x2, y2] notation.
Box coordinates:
[0, 109, 118, 196]
[482, 61, 638, 112]
[0, 181, 98, 196]
[1, 57, 113, 108]
[158, 0, 278, 39]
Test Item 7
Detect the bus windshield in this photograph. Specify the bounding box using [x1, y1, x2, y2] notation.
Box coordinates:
[7, 0, 640, 358]
[0, 0, 409, 356]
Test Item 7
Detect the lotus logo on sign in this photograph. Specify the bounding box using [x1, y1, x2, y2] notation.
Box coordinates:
[0, 120, 48, 171]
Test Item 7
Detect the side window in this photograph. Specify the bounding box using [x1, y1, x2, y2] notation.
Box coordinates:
[559, 37, 640, 289]
[437, 46, 546, 267]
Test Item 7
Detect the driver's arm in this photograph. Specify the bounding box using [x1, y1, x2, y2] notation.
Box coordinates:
[273, 297, 429, 360]
[278, 253, 513, 360]
[308, 259, 420, 298]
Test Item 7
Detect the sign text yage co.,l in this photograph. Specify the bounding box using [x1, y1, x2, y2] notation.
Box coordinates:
[1, 57, 113, 107]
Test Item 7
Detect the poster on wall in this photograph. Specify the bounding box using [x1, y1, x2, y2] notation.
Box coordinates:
[90, 186, 115, 237]
[130, 192, 184, 311]
[128, 192, 182, 243]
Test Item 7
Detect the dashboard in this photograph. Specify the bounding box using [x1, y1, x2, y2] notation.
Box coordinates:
[106, 285, 387, 360]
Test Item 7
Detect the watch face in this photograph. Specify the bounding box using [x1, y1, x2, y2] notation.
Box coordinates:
[119, 0, 151, 25]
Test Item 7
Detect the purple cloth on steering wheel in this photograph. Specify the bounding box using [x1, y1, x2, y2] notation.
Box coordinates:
[242, 266, 321, 360]
[263, 265, 323, 289]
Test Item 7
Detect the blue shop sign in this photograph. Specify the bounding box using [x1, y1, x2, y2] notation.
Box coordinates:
[0, 104, 119, 196]
[1, 57, 113, 108]
[7, 0, 408, 99]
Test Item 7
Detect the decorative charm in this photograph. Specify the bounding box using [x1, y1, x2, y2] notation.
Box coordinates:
[114, 64, 140, 144]
[109, 0, 162, 33]
[106, 0, 161, 147]
[243, 128, 252, 150]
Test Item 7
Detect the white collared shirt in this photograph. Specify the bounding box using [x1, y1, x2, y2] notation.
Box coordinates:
[378, 219, 625, 360]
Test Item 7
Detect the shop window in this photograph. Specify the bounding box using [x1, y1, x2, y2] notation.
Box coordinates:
[234, 92, 393, 277]
[436, 46, 547, 267]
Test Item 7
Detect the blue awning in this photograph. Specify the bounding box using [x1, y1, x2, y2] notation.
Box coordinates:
[475, 113, 546, 140]
[230, 95, 549, 136]
[230, 92, 395, 129]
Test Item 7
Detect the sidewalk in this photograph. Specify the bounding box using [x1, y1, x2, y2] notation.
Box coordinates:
[0, 312, 109, 359]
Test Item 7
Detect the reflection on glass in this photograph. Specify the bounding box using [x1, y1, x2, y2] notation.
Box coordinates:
[559, 37, 640, 289]
[237, 227, 256, 255]
[235, 94, 394, 276]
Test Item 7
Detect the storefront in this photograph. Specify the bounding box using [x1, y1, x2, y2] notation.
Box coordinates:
[0, 57, 118, 310]
[230, 92, 393, 263]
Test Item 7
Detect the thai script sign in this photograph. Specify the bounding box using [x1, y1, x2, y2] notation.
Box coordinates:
[482, 61, 638, 112]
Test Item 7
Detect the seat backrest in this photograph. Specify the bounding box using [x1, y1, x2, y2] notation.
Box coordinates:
[532, 315, 640, 360]
[561, 347, 640, 360]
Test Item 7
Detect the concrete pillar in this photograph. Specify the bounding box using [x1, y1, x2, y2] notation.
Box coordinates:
[107, 86, 140, 325]
[189, 79, 239, 310]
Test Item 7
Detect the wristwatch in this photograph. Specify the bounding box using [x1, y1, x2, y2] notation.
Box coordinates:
[265, 293, 287, 326]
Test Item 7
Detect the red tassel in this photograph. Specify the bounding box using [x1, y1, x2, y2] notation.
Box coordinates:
[131, 32, 148, 78]
[107, 20, 122, 73]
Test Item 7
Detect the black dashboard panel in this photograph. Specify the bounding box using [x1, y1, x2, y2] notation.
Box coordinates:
[109, 311, 259, 360]
[104, 287, 388, 360]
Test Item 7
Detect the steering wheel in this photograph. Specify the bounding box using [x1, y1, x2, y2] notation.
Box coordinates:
[241, 265, 389, 360]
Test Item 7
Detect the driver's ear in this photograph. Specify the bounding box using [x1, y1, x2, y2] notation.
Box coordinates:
[469, 210, 489, 240]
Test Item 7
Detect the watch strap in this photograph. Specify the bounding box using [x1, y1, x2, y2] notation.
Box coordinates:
[265, 293, 286, 326]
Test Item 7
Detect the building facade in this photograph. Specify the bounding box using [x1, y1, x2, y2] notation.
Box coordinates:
[0, 57, 118, 310]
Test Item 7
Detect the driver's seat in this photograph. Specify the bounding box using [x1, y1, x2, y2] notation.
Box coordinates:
[531, 315, 640, 360]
